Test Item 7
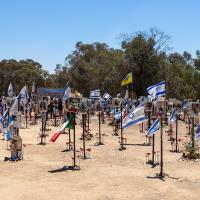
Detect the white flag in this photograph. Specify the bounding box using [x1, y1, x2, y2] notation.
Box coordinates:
[122, 102, 146, 129]
[146, 81, 166, 98]
[8, 83, 13, 97]
[63, 83, 71, 100]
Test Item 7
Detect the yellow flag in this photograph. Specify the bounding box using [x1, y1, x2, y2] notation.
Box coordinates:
[74, 90, 81, 97]
[121, 72, 133, 86]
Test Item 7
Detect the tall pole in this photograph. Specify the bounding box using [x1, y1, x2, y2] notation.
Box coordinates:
[82, 114, 86, 159]
[119, 102, 125, 150]
[87, 109, 90, 131]
[73, 112, 76, 167]
[25, 105, 28, 129]
[99, 111, 102, 143]
[159, 116, 164, 178]
[175, 114, 178, 152]
[54, 107, 57, 127]
[188, 117, 191, 135]
[191, 116, 195, 150]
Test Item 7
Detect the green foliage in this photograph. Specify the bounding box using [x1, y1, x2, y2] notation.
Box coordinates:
[182, 143, 200, 160]
[0, 59, 47, 95]
[1, 29, 200, 100]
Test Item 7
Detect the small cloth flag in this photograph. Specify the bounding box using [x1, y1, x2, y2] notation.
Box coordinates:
[8, 82, 13, 97]
[114, 111, 121, 120]
[50, 114, 75, 142]
[122, 103, 146, 129]
[90, 89, 100, 98]
[146, 81, 166, 98]
[103, 92, 112, 101]
[63, 82, 71, 101]
[168, 108, 177, 124]
[147, 118, 160, 137]
[121, 72, 133, 86]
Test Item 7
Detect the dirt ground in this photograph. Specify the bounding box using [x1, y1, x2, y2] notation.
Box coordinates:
[0, 114, 200, 200]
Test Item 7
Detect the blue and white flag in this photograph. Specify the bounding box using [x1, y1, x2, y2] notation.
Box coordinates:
[195, 125, 200, 140]
[0, 110, 9, 131]
[183, 101, 189, 110]
[103, 92, 112, 101]
[147, 118, 160, 137]
[114, 111, 121, 120]
[123, 89, 129, 105]
[168, 108, 177, 124]
[63, 82, 71, 101]
[5, 130, 11, 141]
[90, 89, 100, 98]
[146, 81, 166, 98]
[8, 82, 13, 97]
[10, 86, 29, 114]
[122, 102, 146, 129]
[20, 85, 29, 105]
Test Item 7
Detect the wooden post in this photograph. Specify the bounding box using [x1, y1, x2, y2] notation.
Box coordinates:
[119, 103, 125, 150]
[191, 116, 195, 150]
[98, 112, 102, 143]
[54, 107, 57, 127]
[82, 114, 86, 159]
[25, 106, 28, 129]
[159, 116, 164, 178]
[87, 109, 90, 131]
[73, 112, 76, 167]
[175, 114, 178, 152]
[188, 117, 191, 135]
[95, 111, 104, 145]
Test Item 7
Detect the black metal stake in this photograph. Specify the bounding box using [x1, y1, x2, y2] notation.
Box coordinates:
[82, 114, 86, 159]
[95, 112, 104, 145]
[87, 109, 90, 131]
[191, 116, 195, 150]
[119, 103, 125, 150]
[175, 114, 178, 152]
[73, 112, 76, 167]
[54, 108, 57, 127]
[68, 129, 71, 151]
[188, 117, 191, 135]
[159, 116, 164, 178]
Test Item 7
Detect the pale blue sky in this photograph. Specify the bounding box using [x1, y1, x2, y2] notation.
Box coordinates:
[0, 0, 199, 72]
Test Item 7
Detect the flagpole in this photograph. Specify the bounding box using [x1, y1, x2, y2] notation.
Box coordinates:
[131, 72, 134, 99]
[73, 112, 76, 168]
[119, 102, 126, 151]
[82, 114, 86, 159]
[159, 115, 164, 178]
[175, 113, 178, 152]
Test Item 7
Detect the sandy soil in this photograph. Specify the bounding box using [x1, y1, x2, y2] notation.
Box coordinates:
[0, 114, 200, 200]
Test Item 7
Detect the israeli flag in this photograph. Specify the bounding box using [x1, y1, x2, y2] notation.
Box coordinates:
[146, 81, 166, 98]
[195, 125, 200, 140]
[168, 108, 177, 124]
[63, 82, 71, 101]
[0, 110, 8, 131]
[122, 102, 146, 129]
[114, 111, 121, 120]
[147, 118, 160, 137]
[10, 86, 29, 114]
[20, 85, 29, 105]
[5, 130, 11, 141]
[183, 101, 189, 110]
[103, 92, 111, 101]
[123, 89, 129, 105]
[90, 89, 100, 98]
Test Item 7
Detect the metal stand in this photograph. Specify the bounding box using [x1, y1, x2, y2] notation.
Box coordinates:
[159, 116, 164, 178]
[119, 103, 126, 151]
[95, 112, 104, 145]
